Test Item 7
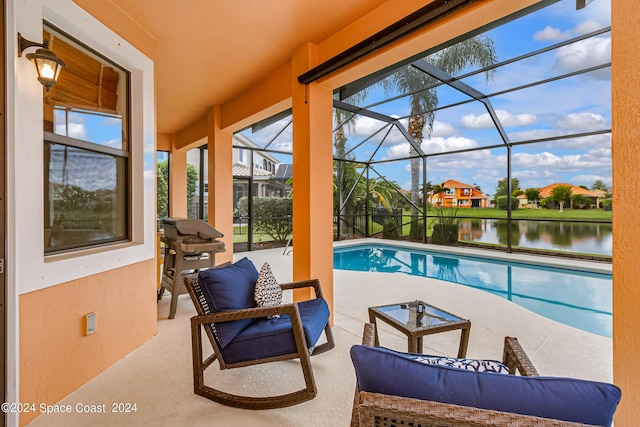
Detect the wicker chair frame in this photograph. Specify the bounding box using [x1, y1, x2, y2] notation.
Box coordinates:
[184, 275, 335, 409]
[351, 323, 597, 427]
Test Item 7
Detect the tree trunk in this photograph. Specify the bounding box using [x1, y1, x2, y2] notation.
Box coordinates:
[334, 117, 348, 234]
[407, 107, 425, 239]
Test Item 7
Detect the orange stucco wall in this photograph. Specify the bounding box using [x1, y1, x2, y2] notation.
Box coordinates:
[612, 1, 640, 424]
[19, 260, 157, 426]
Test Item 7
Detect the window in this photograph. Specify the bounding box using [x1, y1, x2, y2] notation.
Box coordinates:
[43, 24, 130, 254]
[445, 188, 455, 195]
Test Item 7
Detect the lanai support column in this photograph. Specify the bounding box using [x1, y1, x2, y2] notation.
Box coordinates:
[291, 43, 334, 323]
[207, 105, 234, 264]
[169, 134, 188, 218]
[612, 0, 640, 424]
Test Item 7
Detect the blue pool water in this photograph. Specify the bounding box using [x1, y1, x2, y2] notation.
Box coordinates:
[334, 244, 612, 337]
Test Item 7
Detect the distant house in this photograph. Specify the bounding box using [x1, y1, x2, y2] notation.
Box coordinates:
[516, 193, 530, 208]
[232, 134, 290, 207]
[429, 179, 488, 208]
[537, 183, 605, 208]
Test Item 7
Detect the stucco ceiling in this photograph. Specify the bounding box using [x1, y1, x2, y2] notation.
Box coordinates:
[107, 0, 389, 134]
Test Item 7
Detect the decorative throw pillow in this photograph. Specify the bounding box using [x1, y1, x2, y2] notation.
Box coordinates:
[407, 354, 509, 374]
[254, 262, 283, 318]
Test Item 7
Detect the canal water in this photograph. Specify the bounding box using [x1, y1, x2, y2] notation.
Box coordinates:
[457, 219, 612, 257]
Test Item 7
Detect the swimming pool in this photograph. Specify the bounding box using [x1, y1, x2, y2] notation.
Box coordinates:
[333, 243, 612, 337]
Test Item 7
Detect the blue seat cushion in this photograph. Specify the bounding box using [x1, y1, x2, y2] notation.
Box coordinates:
[221, 298, 330, 364]
[351, 345, 621, 426]
[197, 257, 258, 348]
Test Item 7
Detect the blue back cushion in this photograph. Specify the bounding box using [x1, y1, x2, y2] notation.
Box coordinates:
[351, 345, 621, 426]
[198, 257, 258, 348]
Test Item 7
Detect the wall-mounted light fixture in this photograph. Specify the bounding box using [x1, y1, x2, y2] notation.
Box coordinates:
[18, 32, 66, 92]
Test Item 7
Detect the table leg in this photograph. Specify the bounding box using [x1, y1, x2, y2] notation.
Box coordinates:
[408, 336, 419, 354]
[368, 311, 380, 347]
[457, 324, 471, 358]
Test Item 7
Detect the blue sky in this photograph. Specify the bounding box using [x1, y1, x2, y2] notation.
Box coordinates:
[242, 0, 611, 197]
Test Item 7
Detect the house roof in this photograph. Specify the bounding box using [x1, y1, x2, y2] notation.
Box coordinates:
[538, 183, 602, 198]
[232, 164, 273, 179]
[442, 179, 476, 189]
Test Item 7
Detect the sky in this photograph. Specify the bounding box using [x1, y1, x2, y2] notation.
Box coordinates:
[240, 0, 612, 198]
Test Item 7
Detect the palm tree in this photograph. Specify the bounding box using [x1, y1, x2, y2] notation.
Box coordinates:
[334, 91, 371, 231]
[430, 183, 448, 207]
[381, 35, 497, 237]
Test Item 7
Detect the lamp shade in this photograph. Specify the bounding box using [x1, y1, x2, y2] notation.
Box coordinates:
[26, 47, 65, 92]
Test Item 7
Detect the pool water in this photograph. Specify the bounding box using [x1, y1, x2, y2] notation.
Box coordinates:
[334, 244, 612, 337]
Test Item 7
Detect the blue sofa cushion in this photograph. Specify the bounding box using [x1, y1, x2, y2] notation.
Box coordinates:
[197, 257, 258, 348]
[351, 345, 621, 426]
[221, 298, 330, 364]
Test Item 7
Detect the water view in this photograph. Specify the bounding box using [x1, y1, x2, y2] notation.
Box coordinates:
[334, 244, 612, 337]
[458, 219, 612, 257]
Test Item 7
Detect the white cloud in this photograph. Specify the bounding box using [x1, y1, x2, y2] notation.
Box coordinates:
[345, 117, 408, 147]
[101, 117, 122, 126]
[422, 136, 478, 154]
[385, 143, 411, 159]
[144, 143, 155, 154]
[55, 123, 87, 140]
[571, 174, 612, 187]
[511, 151, 610, 171]
[534, 26, 572, 41]
[144, 169, 155, 182]
[553, 36, 611, 80]
[271, 140, 292, 153]
[555, 112, 607, 130]
[431, 120, 456, 137]
[102, 138, 122, 149]
[461, 110, 537, 129]
[509, 129, 563, 142]
[385, 136, 479, 161]
[574, 20, 603, 35]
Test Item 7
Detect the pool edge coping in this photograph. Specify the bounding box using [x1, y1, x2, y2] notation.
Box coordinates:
[333, 238, 612, 275]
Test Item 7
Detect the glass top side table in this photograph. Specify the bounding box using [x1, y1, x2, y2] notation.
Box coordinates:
[368, 300, 471, 357]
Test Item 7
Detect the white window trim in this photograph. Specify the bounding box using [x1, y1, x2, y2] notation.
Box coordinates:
[12, 0, 156, 295]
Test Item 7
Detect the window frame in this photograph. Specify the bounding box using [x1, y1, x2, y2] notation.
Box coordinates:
[43, 23, 132, 255]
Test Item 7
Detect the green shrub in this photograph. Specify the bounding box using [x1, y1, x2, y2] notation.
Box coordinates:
[382, 218, 400, 238]
[496, 195, 519, 210]
[430, 207, 461, 244]
[431, 223, 459, 244]
[238, 197, 292, 242]
[602, 198, 612, 211]
[409, 219, 424, 241]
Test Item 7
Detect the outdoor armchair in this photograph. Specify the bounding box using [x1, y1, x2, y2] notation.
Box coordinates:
[183, 257, 335, 409]
[350, 323, 620, 427]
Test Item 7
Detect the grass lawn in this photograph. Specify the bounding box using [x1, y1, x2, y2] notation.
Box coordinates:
[449, 207, 611, 221]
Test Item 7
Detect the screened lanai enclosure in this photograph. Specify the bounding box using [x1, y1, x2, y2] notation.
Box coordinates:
[175, 0, 611, 258]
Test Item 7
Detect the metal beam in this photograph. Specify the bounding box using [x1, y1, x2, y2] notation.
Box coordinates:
[334, 99, 425, 156]
[411, 60, 510, 144]
[298, 0, 480, 84]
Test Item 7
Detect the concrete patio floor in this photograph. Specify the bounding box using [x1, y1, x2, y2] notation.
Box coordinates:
[29, 240, 612, 426]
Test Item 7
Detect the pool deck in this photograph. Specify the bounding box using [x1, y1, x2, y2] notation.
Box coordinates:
[28, 240, 612, 426]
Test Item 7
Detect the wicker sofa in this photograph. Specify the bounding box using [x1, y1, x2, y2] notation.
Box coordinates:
[350, 323, 620, 427]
